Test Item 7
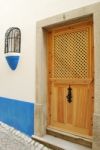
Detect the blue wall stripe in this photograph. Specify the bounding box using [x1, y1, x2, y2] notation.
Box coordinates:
[0, 97, 34, 136]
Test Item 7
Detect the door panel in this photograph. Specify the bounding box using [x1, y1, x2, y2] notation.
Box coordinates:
[47, 18, 94, 137]
[50, 83, 93, 135]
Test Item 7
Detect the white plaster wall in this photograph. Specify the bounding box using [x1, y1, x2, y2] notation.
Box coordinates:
[0, 0, 99, 102]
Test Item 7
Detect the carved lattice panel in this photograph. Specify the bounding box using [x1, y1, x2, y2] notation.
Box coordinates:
[52, 28, 90, 79]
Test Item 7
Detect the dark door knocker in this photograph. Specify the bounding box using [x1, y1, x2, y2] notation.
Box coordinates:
[66, 85, 72, 103]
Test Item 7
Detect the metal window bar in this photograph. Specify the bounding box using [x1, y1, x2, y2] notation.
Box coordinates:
[5, 27, 21, 53]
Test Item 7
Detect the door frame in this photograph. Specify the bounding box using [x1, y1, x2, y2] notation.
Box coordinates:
[35, 3, 100, 149]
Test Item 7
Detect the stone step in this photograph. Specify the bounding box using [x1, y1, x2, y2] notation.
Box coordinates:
[32, 135, 92, 150]
[46, 128, 92, 148]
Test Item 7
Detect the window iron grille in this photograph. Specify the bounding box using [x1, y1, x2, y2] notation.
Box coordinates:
[5, 27, 21, 53]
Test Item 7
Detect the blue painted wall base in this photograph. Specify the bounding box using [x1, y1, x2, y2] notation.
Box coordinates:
[0, 97, 34, 136]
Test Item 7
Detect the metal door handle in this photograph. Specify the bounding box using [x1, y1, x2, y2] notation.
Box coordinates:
[66, 85, 72, 103]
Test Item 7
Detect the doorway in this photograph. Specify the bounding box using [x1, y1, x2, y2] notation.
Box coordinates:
[47, 17, 94, 138]
[35, 4, 100, 149]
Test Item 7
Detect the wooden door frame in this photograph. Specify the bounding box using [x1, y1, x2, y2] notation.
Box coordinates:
[35, 3, 100, 150]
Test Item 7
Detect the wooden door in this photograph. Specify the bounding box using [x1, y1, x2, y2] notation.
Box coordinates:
[47, 18, 94, 137]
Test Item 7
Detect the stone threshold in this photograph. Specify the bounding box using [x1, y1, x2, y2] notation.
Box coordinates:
[32, 134, 92, 150]
[47, 127, 92, 148]
[32, 135, 63, 150]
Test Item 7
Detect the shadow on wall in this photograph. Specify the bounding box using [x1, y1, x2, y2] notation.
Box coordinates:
[0, 97, 34, 136]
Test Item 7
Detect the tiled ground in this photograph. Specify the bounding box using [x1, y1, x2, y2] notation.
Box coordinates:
[0, 122, 51, 150]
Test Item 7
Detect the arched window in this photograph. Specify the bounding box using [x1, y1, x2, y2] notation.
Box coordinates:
[5, 27, 21, 53]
